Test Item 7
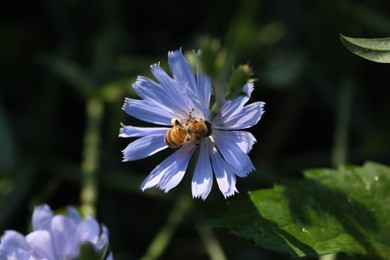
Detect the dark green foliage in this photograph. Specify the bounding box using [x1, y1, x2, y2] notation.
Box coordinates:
[209, 162, 390, 258]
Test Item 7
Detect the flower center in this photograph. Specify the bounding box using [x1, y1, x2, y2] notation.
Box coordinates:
[164, 112, 212, 148]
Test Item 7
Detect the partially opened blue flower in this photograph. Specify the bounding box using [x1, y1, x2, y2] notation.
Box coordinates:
[120, 50, 265, 200]
[0, 231, 32, 259]
[0, 204, 112, 260]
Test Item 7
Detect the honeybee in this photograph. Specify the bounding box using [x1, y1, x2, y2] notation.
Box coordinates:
[164, 112, 212, 148]
[164, 118, 187, 148]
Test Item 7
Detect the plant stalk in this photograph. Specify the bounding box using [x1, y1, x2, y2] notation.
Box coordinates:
[80, 97, 104, 216]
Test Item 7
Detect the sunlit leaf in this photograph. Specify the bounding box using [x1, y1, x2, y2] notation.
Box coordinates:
[209, 162, 390, 258]
[340, 34, 390, 63]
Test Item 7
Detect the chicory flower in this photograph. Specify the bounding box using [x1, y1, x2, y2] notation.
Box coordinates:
[0, 204, 112, 260]
[120, 49, 265, 200]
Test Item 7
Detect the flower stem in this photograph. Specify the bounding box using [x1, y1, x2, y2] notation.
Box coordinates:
[331, 78, 353, 167]
[198, 227, 227, 260]
[324, 78, 353, 260]
[80, 97, 103, 216]
[141, 195, 193, 260]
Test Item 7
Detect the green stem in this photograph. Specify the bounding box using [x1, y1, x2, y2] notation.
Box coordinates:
[141, 195, 193, 260]
[80, 97, 104, 216]
[325, 78, 353, 260]
[331, 78, 353, 167]
[198, 227, 227, 260]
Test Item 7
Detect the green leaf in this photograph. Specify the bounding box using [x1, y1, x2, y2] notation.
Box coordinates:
[340, 34, 390, 63]
[209, 162, 390, 258]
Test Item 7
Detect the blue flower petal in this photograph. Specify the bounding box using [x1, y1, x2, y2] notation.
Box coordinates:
[192, 140, 213, 200]
[119, 124, 168, 138]
[0, 231, 32, 259]
[76, 215, 100, 245]
[168, 50, 197, 95]
[95, 224, 110, 253]
[122, 98, 173, 126]
[222, 83, 254, 109]
[232, 131, 256, 153]
[167, 50, 211, 120]
[214, 101, 265, 130]
[187, 92, 212, 122]
[196, 67, 212, 108]
[122, 134, 167, 161]
[66, 206, 82, 224]
[107, 252, 114, 260]
[32, 204, 53, 231]
[150, 64, 191, 112]
[212, 95, 250, 129]
[226, 102, 264, 129]
[141, 145, 196, 192]
[212, 131, 255, 177]
[209, 144, 238, 198]
[133, 76, 189, 115]
[242, 82, 255, 96]
[51, 216, 77, 258]
[26, 230, 56, 260]
[213, 83, 265, 130]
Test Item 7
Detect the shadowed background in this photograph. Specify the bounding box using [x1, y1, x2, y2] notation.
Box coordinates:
[1, 0, 390, 259]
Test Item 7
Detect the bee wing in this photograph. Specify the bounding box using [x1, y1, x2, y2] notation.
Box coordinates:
[171, 106, 190, 120]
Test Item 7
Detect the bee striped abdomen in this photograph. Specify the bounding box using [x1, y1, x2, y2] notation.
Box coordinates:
[164, 113, 213, 149]
[164, 126, 187, 148]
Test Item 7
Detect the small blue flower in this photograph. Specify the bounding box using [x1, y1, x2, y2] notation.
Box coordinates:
[120, 49, 265, 200]
[0, 204, 113, 260]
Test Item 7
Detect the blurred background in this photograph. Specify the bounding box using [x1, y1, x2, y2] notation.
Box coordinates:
[1, 0, 390, 259]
